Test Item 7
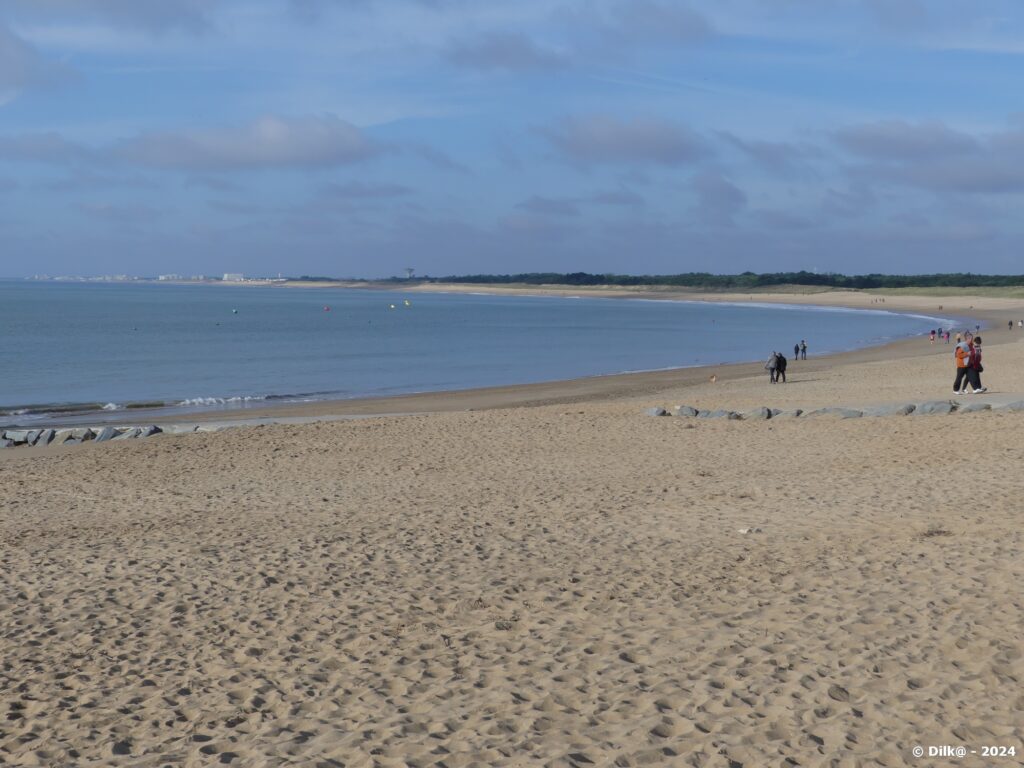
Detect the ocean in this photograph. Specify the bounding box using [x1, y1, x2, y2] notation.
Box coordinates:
[0, 280, 961, 425]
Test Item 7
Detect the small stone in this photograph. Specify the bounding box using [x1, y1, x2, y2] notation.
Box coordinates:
[494, 620, 514, 631]
[644, 407, 669, 417]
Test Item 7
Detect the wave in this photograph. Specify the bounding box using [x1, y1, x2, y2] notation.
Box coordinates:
[176, 395, 268, 407]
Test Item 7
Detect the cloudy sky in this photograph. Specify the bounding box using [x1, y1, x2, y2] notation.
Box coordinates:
[2, 1, 1023, 278]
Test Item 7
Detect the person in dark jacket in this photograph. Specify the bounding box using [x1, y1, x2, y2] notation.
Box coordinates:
[776, 352, 787, 383]
[967, 336, 986, 393]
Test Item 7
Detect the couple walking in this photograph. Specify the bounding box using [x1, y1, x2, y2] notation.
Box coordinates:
[765, 351, 787, 383]
[953, 333, 986, 394]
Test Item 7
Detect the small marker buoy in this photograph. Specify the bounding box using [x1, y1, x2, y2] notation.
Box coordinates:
[232, 309, 238, 314]
[323, 306, 330, 312]
[389, 304, 396, 309]
[404, 299, 411, 306]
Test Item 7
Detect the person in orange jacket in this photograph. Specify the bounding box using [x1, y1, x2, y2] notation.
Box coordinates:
[953, 333, 972, 394]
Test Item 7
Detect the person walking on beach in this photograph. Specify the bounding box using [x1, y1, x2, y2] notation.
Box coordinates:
[1010, 320, 1014, 331]
[929, 330, 936, 344]
[967, 336, 986, 393]
[765, 351, 779, 383]
[800, 340, 807, 359]
[776, 352, 787, 383]
[793, 342, 800, 360]
[953, 333, 973, 394]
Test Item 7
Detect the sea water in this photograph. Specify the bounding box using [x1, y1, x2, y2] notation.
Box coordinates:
[0, 280, 960, 424]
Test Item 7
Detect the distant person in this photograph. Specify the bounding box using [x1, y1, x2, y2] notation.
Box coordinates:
[968, 336, 986, 393]
[929, 330, 936, 344]
[800, 340, 807, 359]
[1010, 320, 1014, 331]
[794, 342, 800, 360]
[944, 330, 950, 344]
[953, 333, 973, 395]
[765, 351, 779, 383]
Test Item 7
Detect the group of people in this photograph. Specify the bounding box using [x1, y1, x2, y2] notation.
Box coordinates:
[764, 341, 807, 383]
[953, 332, 986, 395]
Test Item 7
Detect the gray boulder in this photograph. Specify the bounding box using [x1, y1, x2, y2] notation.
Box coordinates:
[862, 403, 916, 417]
[94, 426, 118, 442]
[139, 425, 162, 438]
[772, 408, 802, 418]
[0, 438, 13, 448]
[54, 429, 76, 443]
[112, 427, 141, 441]
[805, 407, 863, 419]
[959, 402, 991, 414]
[644, 407, 669, 417]
[697, 409, 742, 420]
[33, 429, 55, 446]
[71, 428, 94, 441]
[673, 405, 699, 417]
[742, 407, 773, 420]
[997, 400, 1024, 412]
[2, 430, 31, 444]
[915, 400, 956, 415]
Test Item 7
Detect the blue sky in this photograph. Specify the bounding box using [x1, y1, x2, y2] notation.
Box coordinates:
[2, 0, 1024, 278]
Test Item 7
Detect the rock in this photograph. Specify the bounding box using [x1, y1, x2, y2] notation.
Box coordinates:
[159, 424, 196, 434]
[644, 407, 669, 417]
[94, 426, 118, 442]
[63, 438, 81, 446]
[959, 402, 991, 413]
[737, 527, 763, 534]
[697, 409, 742, 420]
[742, 407, 773, 420]
[805, 407, 863, 419]
[772, 408, 803, 418]
[112, 427, 141, 441]
[0, 438, 13, 448]
[863, 403, 916, 417]
[914, 400, 956, 415]
[3, 430, 32, 444]
[997, 400, 1024, 412]
[673, 405, 699, 417]
[70, 428, 94, 441]
[24, 430, 41, 445]
[54, 429, 76, 444]
[139, 425, 162, 438]
[33, 429, 55, 446]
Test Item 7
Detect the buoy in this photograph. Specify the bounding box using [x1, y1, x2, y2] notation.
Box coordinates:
[404, 299, 411, 306]
[323, 306, 330, 312]
[232, 309, 238, 314]
[389, 304, 396, 309]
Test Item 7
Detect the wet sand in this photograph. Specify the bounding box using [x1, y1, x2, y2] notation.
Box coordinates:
[1, 289, 1023, 766]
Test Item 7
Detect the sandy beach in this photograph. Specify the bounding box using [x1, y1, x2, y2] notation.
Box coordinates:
[2, 289, 1023, 766]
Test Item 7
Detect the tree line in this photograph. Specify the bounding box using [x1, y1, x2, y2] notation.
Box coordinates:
[378, 271, 1024, 289]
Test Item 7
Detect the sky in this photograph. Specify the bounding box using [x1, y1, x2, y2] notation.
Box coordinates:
[2, 1, 1024, 278]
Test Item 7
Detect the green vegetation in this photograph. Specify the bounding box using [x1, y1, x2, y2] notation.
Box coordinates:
[393, 271, 1024, 290]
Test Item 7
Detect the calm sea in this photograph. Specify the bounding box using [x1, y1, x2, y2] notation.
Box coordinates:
[1, 280, 960, 425]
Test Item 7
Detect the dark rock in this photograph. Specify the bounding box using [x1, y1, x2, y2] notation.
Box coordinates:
[94, 426, 118, 442]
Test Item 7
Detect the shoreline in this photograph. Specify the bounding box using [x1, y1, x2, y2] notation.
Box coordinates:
[2, 286, 1012, 430]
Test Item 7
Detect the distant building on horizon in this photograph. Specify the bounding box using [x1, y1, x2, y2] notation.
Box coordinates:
[158, 274, 182, 281]
[222, 273, 244, 282]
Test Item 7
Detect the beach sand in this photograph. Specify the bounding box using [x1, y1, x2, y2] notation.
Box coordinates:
[2, 290, 1023, 766]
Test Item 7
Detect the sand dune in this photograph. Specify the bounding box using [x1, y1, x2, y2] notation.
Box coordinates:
[2, 295, 1023, 766]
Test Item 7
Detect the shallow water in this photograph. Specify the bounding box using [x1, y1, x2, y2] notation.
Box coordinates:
[0, 280, 959, 423]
